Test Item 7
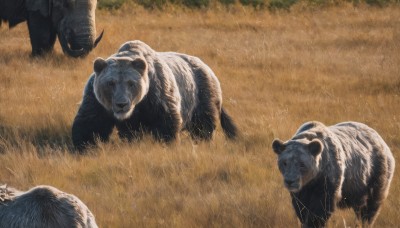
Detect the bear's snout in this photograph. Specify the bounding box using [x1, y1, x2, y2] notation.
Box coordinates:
[113, 96, 131, 112]
[112, 97, 134, 120]
[116, 101, 129, 109]
[284, 178, 300, 192]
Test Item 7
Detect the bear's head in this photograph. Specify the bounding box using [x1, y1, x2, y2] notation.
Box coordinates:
[93, 56, 149, 120]
[272, 139, 323, 193]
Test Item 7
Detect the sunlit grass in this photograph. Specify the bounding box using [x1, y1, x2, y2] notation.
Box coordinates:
[0, 5, 399, 227]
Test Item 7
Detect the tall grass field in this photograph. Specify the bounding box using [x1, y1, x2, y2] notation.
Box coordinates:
[0, 4, 399, 227]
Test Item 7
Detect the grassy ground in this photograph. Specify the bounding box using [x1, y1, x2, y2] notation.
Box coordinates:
[0, 4, 399, 227]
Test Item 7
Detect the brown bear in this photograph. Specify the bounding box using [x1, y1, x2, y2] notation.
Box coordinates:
[272, 121, 395, 227]
[0, 184, 97, 228]
[72, 40, 237, 151]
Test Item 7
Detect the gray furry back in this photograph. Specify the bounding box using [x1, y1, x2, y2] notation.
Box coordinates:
[0, 185, 98, 228]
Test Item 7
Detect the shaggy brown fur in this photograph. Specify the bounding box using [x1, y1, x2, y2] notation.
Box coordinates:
[0, 185, 98, 228]
[272, 121, 395, 227]
[72, 40, 237, 151]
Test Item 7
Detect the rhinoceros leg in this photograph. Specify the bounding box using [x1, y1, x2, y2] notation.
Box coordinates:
[26, 11, 57, 56]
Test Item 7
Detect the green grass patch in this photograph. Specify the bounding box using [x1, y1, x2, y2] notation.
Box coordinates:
[268, 0, 298, 10]
[240, 0, 266, 8]
[98, 0, 127, 9]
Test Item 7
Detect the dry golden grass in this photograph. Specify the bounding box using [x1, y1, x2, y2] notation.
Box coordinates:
[0, 4, 399, 227]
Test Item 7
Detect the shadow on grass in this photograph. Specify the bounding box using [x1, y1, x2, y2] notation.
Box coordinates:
[0, 124, 74, 156]
[0, 48, 71, 64]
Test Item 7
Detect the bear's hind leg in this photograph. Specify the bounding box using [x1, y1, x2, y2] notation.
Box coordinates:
[356, 204, 380, 227]
[356, 155, 391, 226]
[354, 193, 383, 227]
[188, 111, 217, 141]
[188, 63, 221, 141]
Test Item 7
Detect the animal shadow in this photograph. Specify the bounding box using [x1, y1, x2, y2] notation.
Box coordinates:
[0, 124, 73, 155]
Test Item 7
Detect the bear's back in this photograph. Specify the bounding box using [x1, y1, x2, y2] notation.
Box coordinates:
[0, 185, 97, 228]
[329, 122, 395, 198]
[329, 122, 392, 160]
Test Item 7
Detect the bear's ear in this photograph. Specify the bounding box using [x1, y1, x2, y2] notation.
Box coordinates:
[131, 58, 147, 76]
[94, 58, 107, 76]
[308, 139, 323, 157]
[272, 139, 286, 155]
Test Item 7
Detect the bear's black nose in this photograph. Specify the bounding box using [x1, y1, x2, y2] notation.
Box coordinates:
[116, 102, 129, 109]
[284, 179, 296, 186]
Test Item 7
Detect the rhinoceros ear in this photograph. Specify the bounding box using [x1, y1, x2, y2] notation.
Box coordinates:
[94, 58, 107, 76]
[26, 0, 51, 17]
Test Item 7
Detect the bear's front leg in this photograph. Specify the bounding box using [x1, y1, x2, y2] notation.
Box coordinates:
[72, 113, 115, 152]
[293, 195, 334, 228]
[72, 78, 115, 152]
[149, 110, 181, 143]
[115, 115, 144, 142]
[292, 180, 336, 228]
[132, 96, 182, 143]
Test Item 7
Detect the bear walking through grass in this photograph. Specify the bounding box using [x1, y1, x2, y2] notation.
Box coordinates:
[72, 40, 237, 151]
[272, 121, 395, 227]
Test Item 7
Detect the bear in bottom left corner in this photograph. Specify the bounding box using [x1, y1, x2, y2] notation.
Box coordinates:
[0, 184, 98, 228]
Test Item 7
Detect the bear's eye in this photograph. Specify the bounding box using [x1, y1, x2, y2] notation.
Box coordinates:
[282, 161, 287, 167]
[107, 81, 115, 88]
[127, 80, 135, 88]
